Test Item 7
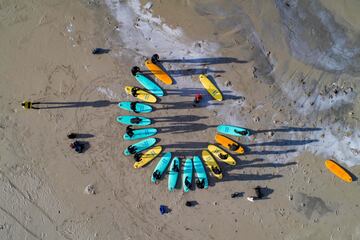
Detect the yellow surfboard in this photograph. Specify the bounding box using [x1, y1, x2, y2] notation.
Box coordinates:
[145, 60, 172, 85]
[199, 74, 223, 101]
[201, 150, 223, 179]
[133, 146, 162, 168]
[125, 86, 157, 103]
[208, 144, 236, 165]
[325, 159, 352, 183]
[215, 134, 244, 154]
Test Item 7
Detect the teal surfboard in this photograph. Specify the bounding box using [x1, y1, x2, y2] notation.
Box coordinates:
[123, 138, 156, 156]
[183, 159, 193, 192]
[123, 128, 157, 140]
[168, 157, 180, 192]
[151, 152, 172, 183]
[193, 156, 208, 189]
[118, 101, 153, 113]
[217, 125, 252, 137]
[116, 116, 152, 126]
[135, 73, 164, 97]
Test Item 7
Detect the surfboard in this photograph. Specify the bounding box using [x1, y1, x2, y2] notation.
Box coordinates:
[125, 86, 157, 103]
[134, 73, 164, 97]
[151, 152, 172, 183]
[325, 160, 352, 183]
[217, 125, 252, 137]
[123, 128, 157, 141]
[193, 156, 208, 189]
[133, 146, 162, 168]
[183, 159, 193, 192]
[199, 74, 223, 101]
[208, 144, 236, 165]
[145, 59, 172, 85]
[116, 116, 152, 126]
[168, 157, 180, 192]
[123, 138, 156, 156]
[215, 134, 244, 154]
[118, 101, 153, 113]
[201, 150, 223, 179]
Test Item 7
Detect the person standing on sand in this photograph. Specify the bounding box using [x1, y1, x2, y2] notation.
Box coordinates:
[247, 186, 263, 202]
[192, 93, 203, 107]
[21, 101, 40, 109]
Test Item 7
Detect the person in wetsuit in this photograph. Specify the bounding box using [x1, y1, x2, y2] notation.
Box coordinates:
[126, 125, 135, 137]
[130, 102, 139, 113]
[234, 129, 250, 136]
[130, 117, 142, 124]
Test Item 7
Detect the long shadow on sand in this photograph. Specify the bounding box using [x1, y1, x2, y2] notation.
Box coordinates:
[158, 124, 217, 134]
[140, 68, 225, 77]
[246, 139, 319, 147]
[221, 160, 297, 182]
[255, 127, 322, 134]
[31, 100, 117, 109]
[153, 115, 208, 123]
[160, 57, 249, 65]
[155, 101, 223, 110]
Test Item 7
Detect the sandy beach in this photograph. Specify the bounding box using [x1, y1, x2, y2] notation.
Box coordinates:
[1, 0, 360, 239]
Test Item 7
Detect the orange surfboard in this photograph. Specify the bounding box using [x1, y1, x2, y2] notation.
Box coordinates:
[215, 134, 244, 154]
[145, 59, 172, 85]
[325, 160, 352, 183]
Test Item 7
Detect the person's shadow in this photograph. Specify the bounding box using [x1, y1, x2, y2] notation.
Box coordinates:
[31, 100, 117, 109]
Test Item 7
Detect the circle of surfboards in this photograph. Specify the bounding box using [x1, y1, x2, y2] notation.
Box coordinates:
[116, 54, 253, 192]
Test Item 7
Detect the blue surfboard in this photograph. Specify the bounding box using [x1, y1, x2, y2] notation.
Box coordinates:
[168, 157, 180, 192]
[116, 116, 152, 126]
[183, 159, 193, 192]
[123, 138, 156, 156]
[151, 152, 172, 183]
[217, 125, 252, 137]
[118, 101, 153, 113]
[134, 73, 164, 97]
[193, 156, 208, 189]
[123, 128, 157, 140]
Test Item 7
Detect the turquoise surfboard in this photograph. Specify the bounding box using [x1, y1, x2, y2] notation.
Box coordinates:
[183, 159, 193, 192]
[123, 138, 156, 156]
[123, 128, 157, 140]
[193, 156, 208, 189]
[151, 152, 172, 183]
[135, 73, 164, 97]
[116, 116, 152, 126]
[217, 125, 252, 137]
[168, 157, 180, 192]
[118, 101, 153, 113]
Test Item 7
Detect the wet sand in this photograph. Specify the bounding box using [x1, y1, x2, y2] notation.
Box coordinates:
[0, 0, 360, 239]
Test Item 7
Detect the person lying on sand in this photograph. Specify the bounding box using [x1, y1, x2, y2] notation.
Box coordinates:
[153, 170, 161, 180]
[234, 129, 250, 136]
[21, 101, 40, 109]
[134, 152, 142, 162]
[184, 176, 191, 188]
[218, 153, 228, 160]
[127, 145, 137, 154]
[131, 87, 140, 97]
[211, 166, 222, 174]
[130, 102, 139, 113]
[196, 178, 205, 189]
[228, 143, 239, 151]
[247, 186, 263, 202]
[126, 125, 134, 137]
[130, 117, 142, 124]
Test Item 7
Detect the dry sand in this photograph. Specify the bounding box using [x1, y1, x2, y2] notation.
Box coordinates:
[1, 0, 360, 239]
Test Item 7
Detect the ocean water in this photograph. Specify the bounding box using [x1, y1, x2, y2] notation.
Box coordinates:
[104, 0, 360, 167]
